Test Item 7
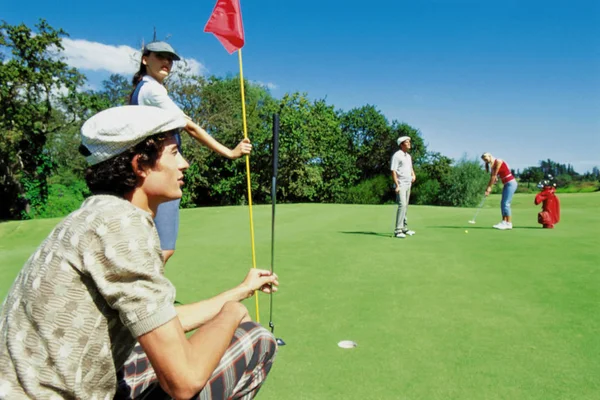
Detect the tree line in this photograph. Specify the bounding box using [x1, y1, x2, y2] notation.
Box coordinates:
[1, 20, 597, 220]
[516, 160, 599, 187]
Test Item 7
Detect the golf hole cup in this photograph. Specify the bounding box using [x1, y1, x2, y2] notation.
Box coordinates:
[338, 340, 357, 349]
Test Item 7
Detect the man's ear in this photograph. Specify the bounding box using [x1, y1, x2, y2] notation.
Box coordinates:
[132, 155, 148, 179]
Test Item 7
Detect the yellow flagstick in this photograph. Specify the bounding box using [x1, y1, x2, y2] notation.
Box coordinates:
[237, 48, 260, 322]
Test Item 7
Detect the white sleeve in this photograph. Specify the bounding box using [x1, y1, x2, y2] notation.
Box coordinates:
[391, 153, 399, 171]
[138, 81, 186, 117]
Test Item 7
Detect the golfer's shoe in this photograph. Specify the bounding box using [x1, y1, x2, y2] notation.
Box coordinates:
[404, 230, 416, 236]
[492, 221, 505, 229]
[496, 222, 513, 230]
[395, 232, 407, 238]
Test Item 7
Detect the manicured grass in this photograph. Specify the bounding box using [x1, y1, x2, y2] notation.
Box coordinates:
[1, 193, 598, 399]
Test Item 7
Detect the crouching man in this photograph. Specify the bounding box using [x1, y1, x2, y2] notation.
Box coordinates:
[0, 106, 278, 399]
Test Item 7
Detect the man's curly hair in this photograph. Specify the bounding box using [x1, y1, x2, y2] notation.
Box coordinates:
[81, 131, 175, 196]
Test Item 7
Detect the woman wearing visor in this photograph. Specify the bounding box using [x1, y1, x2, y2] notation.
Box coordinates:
[130, 41, 252, 263]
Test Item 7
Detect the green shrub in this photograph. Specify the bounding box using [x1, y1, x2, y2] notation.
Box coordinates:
[440, 158, 489, 207]
[26, 181, 89, 219]
[412, 179, 441, 205]
[342, 175, 391, 204]
[556, 181, 600, 193]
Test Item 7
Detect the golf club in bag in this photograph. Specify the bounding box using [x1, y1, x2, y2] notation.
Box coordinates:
[468, 195, 487, 224]
[269, 114, 285, 346]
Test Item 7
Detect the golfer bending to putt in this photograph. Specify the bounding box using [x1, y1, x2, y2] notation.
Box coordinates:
[481, 152, 518, 230]
[0, 106, 278, 399]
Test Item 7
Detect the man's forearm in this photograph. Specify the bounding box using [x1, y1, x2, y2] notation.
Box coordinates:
[139, 302, 246, 399]
[176, 284, 251, 332]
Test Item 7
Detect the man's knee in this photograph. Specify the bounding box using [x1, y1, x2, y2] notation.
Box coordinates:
[237, 322, 278, 362]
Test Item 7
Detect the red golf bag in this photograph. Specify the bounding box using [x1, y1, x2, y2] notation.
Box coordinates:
[534, 186, 560, 228]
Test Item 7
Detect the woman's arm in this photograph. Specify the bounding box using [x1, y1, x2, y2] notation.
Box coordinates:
[485, 159, 502, 195]
[142, 83, 252, 159]
[183, 120, 251, 159]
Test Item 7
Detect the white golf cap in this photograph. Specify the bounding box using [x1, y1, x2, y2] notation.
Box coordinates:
[397, 136, 411, 145]
[81, 105, 187, 166]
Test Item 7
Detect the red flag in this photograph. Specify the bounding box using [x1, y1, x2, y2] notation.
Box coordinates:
[204, 0, 245, 54]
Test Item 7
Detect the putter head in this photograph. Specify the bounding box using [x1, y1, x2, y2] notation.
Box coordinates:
[276, 338, 286, 346]
[468, 220, 476, 224]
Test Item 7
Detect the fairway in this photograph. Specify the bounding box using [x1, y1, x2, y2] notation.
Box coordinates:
[1, 193, 598, 399]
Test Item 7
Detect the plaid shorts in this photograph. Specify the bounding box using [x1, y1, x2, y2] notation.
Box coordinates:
[114, 322, 277, 400]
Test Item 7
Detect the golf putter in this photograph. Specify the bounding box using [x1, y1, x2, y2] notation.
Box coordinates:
[269, 114, 285, 346]
[468, 195, 487, 224]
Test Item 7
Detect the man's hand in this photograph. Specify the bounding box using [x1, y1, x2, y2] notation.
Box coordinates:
[231, 138, 252, 159]
[395, 184, 400, 193]
[240, 269, 279, 299]
[411, 176, 416, 183]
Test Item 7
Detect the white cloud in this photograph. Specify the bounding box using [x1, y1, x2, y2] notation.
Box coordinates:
[60, 38, 206, 76]
[173, 58, 207, 76]
[251, 80, 278, 90]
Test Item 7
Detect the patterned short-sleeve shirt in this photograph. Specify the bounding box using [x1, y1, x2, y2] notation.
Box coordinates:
[0, 195, 177, 399]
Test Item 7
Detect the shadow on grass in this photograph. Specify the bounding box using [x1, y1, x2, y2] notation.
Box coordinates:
[340, 231, 394, 238]
[428, 226, 541, 230]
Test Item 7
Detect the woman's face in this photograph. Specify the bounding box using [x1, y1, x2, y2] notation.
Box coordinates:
[140, 136, 189, 203]
[142, 52, 175, 82]
[482, 155, 492, 164]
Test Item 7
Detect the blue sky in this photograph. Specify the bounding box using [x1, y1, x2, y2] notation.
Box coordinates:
[4, 0, 599, 172]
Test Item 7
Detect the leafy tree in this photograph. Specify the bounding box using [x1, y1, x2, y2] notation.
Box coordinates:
[555, 174, 573, 187]
[520, 166, 544, 183]
[439, 158, 488, 207]
[339, 105, 425, 200]
[274, 92, 326, 202]
[391, 121, 426, 166]
[101, 74, 130, 106]
[0, 19, 86, 219]
[310, 100, 359, 202]
[412, 152, 453, 205]
[168, 74, 275, 206]
[340, 105, 392, 180]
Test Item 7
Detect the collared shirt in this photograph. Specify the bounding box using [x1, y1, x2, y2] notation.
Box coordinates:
[130, 75, 184, 150]
[391, 150, 413, 185]
[132, 75, 185, 116]
[0, 195, 177, 399]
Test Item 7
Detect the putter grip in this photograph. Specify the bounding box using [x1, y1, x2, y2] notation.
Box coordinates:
[273, 114, 279, 178]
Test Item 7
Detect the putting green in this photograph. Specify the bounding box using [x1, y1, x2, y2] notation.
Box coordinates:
[1, 193, 598, 399]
